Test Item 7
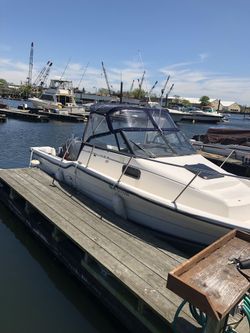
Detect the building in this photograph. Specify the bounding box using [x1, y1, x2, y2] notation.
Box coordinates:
[167, 96, 241, 112]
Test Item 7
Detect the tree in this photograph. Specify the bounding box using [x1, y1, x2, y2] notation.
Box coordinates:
[199, 96, 210, 106]
[181, 99, 191, 106]
[131, 88, 146, 99]
[0, 78, 8, 87]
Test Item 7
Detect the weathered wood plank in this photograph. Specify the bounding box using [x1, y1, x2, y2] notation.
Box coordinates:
[0, 168, 193, 324]
[22, 168, 184, 273]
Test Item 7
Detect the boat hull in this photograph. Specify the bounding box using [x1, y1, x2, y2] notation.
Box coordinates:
[32, 150, 231, 245]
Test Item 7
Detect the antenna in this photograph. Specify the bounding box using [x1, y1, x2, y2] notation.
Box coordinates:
[77, 62, 89, 90]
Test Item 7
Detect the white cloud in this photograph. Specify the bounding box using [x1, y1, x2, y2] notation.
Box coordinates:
[1, 56, 250, 104]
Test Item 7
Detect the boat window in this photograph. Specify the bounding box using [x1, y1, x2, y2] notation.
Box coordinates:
[40, 94, 54, 101]
[57, 95, 73, 105]
[88, 133, 119, 151]
[150, 109, 176, 129]
[83, 113, 110, 142]
[110, 109, 155, 130]
[122, 130, 195, 158]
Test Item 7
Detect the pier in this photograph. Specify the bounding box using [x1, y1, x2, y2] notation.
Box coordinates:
[199, 150, 250, 177]
[0, 108, 49, 122]
[0, 168, 248, 333]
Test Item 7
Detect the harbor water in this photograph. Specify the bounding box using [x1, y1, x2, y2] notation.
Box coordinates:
[0, 99, 249, 333]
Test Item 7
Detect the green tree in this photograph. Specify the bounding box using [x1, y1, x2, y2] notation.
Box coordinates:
[131, 88, 146, 99]
[0, 78, 8, 86]
[199, 96, 210, 106]
[182, 99, 191, 106]
[98, 88, 110, 95]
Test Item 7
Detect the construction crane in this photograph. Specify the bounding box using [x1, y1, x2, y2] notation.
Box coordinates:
[40, 61, 52, 87]
[129, 79, 135, 94]
[148, 80, 158, 97]
[33, 60, 52, 87]
[159, 75, 170, 106]
[77, 62, 89, 90]
[165, 83, 174, 107]
[27, 42, 34, 85]
[101, 61, 112, 95]
[138, 70, 146, 98]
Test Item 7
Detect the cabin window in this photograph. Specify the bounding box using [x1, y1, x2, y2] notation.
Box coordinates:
[57, 95, 73, 105]
[40, 94, 54, 101]
[83, 114, 110, 142]
[110, 109, 155, 130]
[150, 109, 175, 129]
[88, 133, 119, 151]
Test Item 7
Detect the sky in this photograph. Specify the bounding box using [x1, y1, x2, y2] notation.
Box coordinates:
[1, 0, 250, 104]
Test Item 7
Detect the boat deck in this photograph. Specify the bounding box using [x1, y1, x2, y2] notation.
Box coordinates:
[0, 168, 248, 333]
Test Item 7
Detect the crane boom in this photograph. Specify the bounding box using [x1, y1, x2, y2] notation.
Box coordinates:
[129, 79, 135, 93]
[165, 83, 174, 107]
[27, 42, 34, 85]
[148, 80, 158, 95]
[101, 61, 112, 95]
[138, 70, 146, 99]
[40, 61, 52, 87]
[34, 60, 50, 86]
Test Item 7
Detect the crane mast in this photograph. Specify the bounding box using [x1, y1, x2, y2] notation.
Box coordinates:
[129, 79, 135, 93]
[101, 61, 112, 95]
[27, 42, 34, 85]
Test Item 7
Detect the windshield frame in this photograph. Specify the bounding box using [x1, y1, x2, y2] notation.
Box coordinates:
[82, 106, 195, 158]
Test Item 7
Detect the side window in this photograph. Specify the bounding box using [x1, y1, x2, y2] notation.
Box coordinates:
[88, 133, 119, 151]
[83, 114, 109, 142]
[116, 132, 130, 153]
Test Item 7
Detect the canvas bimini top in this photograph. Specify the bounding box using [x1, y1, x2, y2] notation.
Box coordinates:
[84, 104, 196, 158]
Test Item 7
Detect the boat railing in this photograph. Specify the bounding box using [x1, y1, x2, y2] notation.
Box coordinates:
[81, 143, 250, 182]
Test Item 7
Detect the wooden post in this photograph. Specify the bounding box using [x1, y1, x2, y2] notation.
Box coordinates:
[203, 315, 227, 333]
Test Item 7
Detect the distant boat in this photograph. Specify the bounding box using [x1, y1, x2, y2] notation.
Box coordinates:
[145, 101, 186, 122]
[191, 128, 250, 165]
[181, 107, 224, 123]
[29, 79, 86, 115]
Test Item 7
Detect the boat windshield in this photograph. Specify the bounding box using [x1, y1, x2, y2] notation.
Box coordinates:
[83, 108, 195, 158]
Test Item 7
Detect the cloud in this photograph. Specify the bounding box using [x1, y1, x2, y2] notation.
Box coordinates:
[1, 56, 250, 104]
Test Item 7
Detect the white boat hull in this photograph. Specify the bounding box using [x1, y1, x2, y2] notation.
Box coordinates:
[31, 149, 235, 245]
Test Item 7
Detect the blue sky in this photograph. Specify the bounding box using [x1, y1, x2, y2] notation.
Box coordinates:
[1, 0, 250, 104]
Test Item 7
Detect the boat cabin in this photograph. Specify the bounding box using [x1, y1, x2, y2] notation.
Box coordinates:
[82, 105, 195, 158]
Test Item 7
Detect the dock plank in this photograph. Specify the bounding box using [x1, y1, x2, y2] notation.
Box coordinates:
[0, 168, 194, 326]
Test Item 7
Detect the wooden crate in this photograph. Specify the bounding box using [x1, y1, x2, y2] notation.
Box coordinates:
[167, 230, 250, 320]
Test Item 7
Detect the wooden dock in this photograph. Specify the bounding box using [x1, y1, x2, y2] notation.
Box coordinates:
[199, 150, 250, 177]
[0, 108, 49, 122]
[0, 168, 248, 333]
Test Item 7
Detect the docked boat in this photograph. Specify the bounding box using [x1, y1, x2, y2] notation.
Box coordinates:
[29, 79, 86, 115]
[192, 128, 250, 165]
[181, 107, 224, 123]
[30, 104, 250, 245]
[145, 101, 186, 122]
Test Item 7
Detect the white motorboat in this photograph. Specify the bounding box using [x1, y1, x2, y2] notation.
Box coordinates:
[30, 104, 250, 245]
[145, 101, 186, 122]
[181, 107, 224, 123]
[29, 79, 86, 115]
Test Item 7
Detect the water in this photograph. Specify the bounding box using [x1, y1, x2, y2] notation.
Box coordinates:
[0, 100, 249, 333]
[0, 99, 128, 333]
